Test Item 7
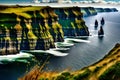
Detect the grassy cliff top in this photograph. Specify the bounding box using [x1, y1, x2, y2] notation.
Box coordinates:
[0, 6, 53, 19]
[0, 6, 46, 13]
[19, 43, 120, 80]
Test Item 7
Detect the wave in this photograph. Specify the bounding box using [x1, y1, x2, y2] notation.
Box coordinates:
[22, 49, 69, 57]
[0, 52, 33, 64]
[65, 38, 91, 43]
[55, 42, 74, 48]
[0, 37, 91, 64]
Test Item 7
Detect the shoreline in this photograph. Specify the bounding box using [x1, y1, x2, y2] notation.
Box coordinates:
[19, 43, 120, 80]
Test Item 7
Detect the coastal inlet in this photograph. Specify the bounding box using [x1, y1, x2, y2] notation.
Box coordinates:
[0, 5, 119, 80]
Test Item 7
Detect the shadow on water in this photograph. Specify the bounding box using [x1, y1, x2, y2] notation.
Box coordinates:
[0, 62, 33, 80]
[98, 35, 104, 42]
[0, 54, 47, 80]
[76, 36, 89, 40]
[94, 26, 98, 30]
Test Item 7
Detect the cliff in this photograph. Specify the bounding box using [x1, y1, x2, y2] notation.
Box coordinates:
[81, 7, 118, 16]
[0, 6, 64, 55]
[81, 7, 97, 17]
[54, 7, 89, 36]
[0, 6, 89, 55]
[95, 8, 118, 13]
[19, 43, 120, 80]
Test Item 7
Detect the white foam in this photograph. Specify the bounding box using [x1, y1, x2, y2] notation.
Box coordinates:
[50, 48, 70, 51]
[22, 49, 69, 57]
[90, 24, 95, 27]
[46, 49, 68, 56]
[91, 34, 105, 37]
[0, 52, 33, 63]
[0, 53, 33, 59]
[55, 42, 74, 48]
[65, 38, 91, 43]
[23, 50, 46, 53]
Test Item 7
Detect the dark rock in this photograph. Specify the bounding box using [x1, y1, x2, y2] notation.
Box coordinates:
[98, 26, 104, 36]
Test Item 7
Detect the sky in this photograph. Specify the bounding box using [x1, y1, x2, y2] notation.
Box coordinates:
[0, 0, 33, 4]
[0, 0, 120, 4]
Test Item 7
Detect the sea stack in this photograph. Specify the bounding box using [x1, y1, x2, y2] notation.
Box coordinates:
[95, 19, 98, 27]
[101, 17, 105, 25]
[98, 26, 104, 36]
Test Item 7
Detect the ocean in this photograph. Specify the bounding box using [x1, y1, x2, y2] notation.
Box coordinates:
[0, 1, 120, 80]
[0, 11, 120, 80]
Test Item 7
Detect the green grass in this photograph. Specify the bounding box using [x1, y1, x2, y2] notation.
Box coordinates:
[99, 62, 120, 80]
[73, 69, 91, 80]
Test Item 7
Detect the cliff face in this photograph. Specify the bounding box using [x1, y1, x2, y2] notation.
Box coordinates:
[95, 8, 118, 13]
[0, 6, 64, 55]
[81, 7, 97, 17]
[54, 7, 89, 36]
[0, 6, 89, 55]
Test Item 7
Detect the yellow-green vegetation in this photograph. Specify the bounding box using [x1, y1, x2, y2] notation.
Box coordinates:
[0, 5, 65, 54]
[0, 6, 45, 19]
[81, 9, 87, 16]
[19, 43, 120, 80]
[88, 7, 97, 15]
[0, 5, 89, 54]
[99, 62, 120, 80]
[54, 7, 89, 36]
[81, 7, 97, 17]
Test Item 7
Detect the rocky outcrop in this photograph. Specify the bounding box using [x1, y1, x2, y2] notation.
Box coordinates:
[81, 7, 118, 16]
[54, 7, 89, 36]
[95, 8, 105, 13]
[95, 8, 118, 13]
[110, 8, 118, 12]
[104, 8, 113, 12]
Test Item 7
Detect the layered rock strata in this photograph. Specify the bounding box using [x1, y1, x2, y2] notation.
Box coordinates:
[0, 6, 89, 55]
[54, 7, 89, 36]
[95, 8, 118, 13]
[0, 6, 64, 55]
[81, 7, 97, 17]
